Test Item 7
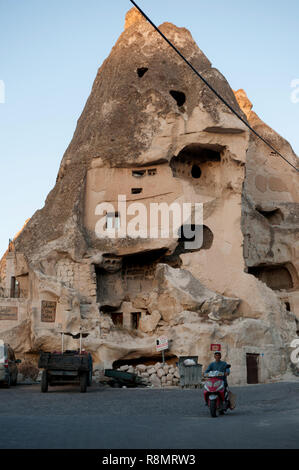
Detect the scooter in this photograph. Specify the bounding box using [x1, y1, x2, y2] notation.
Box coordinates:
[203, 370, 231, 418]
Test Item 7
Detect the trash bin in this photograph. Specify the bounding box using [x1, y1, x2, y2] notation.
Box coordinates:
[177, 356, 202, 389]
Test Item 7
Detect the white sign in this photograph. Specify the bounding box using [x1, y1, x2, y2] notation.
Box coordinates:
[156, 336, 168, 352]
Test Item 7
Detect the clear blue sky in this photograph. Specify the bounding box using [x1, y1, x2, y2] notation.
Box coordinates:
[0, 0, 298, 259]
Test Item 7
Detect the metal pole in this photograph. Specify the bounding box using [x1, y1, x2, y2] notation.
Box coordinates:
[61, 333, 64, 354]
[79, 333, 82, 354]
[162, 350, 165, 365]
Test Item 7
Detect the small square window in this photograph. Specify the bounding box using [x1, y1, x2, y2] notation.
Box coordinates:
[131, 188, 143, 194]
[148, 169, 157, 176]
[132, 170, 146, 177]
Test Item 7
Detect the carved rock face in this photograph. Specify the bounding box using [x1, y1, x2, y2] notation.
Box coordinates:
[0, 8, 298, 385]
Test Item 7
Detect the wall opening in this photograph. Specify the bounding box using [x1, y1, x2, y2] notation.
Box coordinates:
[131, 312, 141, 330]
[111, 312, 123, 327]
[256, 207, 284, 225]
[10, 277, 19, 298]
[191, 164, 202, 179]
[248, 264, 294, 291]
[148, 168, 157, 176]
[131, 188, 143, 194]
[246, 353, 259, 384]
[161, 225, 214, 267]
[137, 67, 148, 78]
[132, 170, 146, 177]
[178, 225, 213, 250]
[285, 302, 291, 312]
[121, 249, 166, 295]
[169, 90, 186, 107]
[170, 144, 221, 180]
[96, 249, 167, 305]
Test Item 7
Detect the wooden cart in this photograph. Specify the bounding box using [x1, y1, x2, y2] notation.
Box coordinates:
[38, 332, 92, 393]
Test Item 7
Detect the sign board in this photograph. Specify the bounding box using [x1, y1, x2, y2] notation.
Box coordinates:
[0, 306, 18, 321]
[41, 301, 57, 323]
[210, 344, 221, 352]
[156, 336, 168, 352]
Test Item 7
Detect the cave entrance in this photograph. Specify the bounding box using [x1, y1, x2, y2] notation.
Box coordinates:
[162, 225, 214, 267]
[121, 249, 167, 295]
[256, 207, 284, 225]
[248, 264, 294, 291]
[170, 144, 221, 181]
[137, 67, 148, 78]
[169, 90, 186, 107]
[96, 249, 167, 305]
[111, 312, 123, 327]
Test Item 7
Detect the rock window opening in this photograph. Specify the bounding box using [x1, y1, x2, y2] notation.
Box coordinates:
[169, 90, 186, 107]
[170, 144, 221, 179]
[285, 302, 291, 312]
[106, 212, 120, 230]
[131, 312, 141, 329]
[161, 225, 214, 267]
[131, 188, 143, 194]
[137, 67, 148, 78]
[191, 164, 201, 179]
[111, 312, 123, 327]
[248, 265, 293, 291]
[148, 168, 157, 176]
[121, 249, 167, 294]
[178, 225, 213, 250]
[132, 170, 146, 177]
[10, 277, 19, 298]
[256, 207, 284, 225]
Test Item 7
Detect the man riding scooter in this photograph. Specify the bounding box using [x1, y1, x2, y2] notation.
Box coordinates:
[205, 351, 230, 390]
[204, 351, 231, 416]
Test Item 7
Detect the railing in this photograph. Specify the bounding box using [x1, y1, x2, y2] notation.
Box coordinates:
[0, 288, 27, 299]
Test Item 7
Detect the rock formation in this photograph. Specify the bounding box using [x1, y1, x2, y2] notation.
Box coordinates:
[0, 8, 298, 385]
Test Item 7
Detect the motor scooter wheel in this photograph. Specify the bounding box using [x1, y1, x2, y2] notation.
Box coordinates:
[209, 399, 217, 418]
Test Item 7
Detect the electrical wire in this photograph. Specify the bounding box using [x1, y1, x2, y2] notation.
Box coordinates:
[129, 0, 298, 172]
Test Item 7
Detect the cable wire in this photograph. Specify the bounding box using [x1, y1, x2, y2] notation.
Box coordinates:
[129, 0, 298, 172]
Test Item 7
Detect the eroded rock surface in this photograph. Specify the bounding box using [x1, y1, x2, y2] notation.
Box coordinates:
[0, 8, 298, 385]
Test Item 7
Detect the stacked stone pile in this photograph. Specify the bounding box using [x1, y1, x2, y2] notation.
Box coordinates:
[117, 362, 180, 388]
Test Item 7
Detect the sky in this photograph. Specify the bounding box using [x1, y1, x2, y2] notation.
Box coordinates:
[0, 0, 298, 259]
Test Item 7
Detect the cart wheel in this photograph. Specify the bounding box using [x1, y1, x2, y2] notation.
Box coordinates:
[80, 373, 87, 393]
[41, 371, 48, 393]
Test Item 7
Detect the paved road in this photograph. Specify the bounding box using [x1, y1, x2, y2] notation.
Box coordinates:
[0, 381, 298, 449]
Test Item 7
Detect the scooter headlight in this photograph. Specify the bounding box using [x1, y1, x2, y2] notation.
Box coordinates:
[214, 380, 222, 388]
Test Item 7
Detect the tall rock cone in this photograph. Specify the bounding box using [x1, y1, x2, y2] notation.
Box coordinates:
[1, 9, 298, 385]
[13, 8, 244, 262]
